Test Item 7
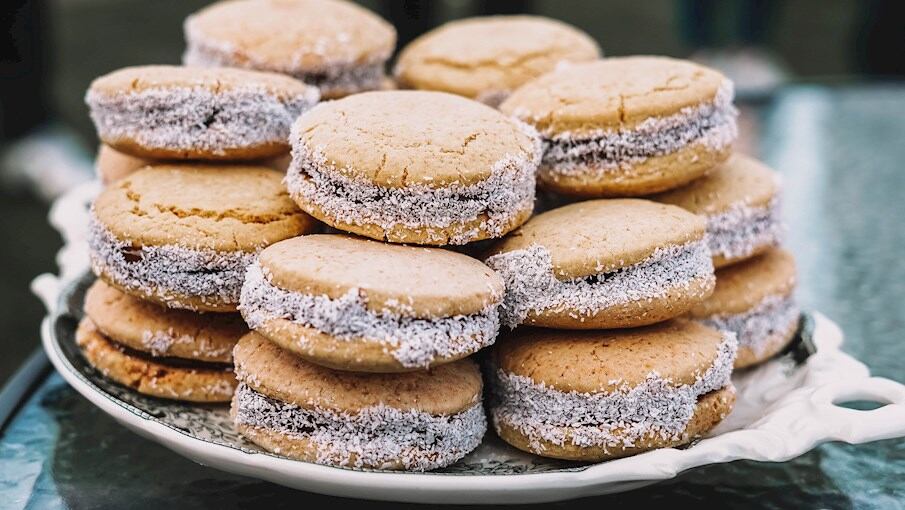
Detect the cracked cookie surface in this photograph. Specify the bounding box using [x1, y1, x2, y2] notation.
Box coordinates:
[395, 15, 599, 104]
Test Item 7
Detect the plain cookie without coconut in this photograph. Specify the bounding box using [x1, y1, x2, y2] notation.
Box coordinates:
[395, 15, 600, 106]
[500, 56, 738, 197]
[76, 318, 237, 403]
[286, 90, 542, 245]
[231, 332, 486, 470]
[688, 248, 799, 368]
[239, 234, 504, 372]
[489, 320, 737, 461]
[88, 164, 317, 312]
[484, 199, 715, 329]
[183, 0, 396, 99]
[651, 153, 783, 268]
[86, 65, 318, 160]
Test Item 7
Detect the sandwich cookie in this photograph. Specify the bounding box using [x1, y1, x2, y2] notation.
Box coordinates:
[394, 15, 600, 106]
[86, 65, 318, 160]
[89, 165, 317, 312]
[500, 56, 738, 197]
[183, 0, 396, 99]
[688, 248, 799, 368]
[490, 320, 737, 461]
[232, 333, 486, 470]
[239, 234, 504, 372]
[651, 153, 783, 268]
[286, 91, 542, 245]
[78, 280, 249, 402]
[484, 199, 715, 329]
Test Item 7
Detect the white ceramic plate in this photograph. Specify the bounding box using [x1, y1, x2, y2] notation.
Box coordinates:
[31, 182, 905, 504]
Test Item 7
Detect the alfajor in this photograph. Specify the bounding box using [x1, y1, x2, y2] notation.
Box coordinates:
[286, 91, 541, 245]
[500, 56, 738, 197]
[490, 320, 737, 461]
[688, 248, 799, 368]
[232, 333, 486, 470]
[239, 234, 503, 372]
[484, 199, 715, 329]
[183, 0, 395, 99]
[651, 153, 783, 268]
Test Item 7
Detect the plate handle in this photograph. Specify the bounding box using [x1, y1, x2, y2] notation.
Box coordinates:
[808, 377, 905, 443]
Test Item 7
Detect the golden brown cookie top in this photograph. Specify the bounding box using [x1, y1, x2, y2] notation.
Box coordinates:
[258, 234, 504, 318]
[92, 164, 317, 252]
[689, 248, 796, 317]
[395, 15, 600, 100]
[500, 56, 729, 137]
[87, 65, 317, 100]
[291, 90, 540, 188]
[83, 279, 247, 362]
[234, 332, 482, 414]
[650, 153, 779, 215]
[495, 319, 726, 392]
[185, 0, 396, 72]
[487, 199, 706, 279]
[95, 144, 151, 185]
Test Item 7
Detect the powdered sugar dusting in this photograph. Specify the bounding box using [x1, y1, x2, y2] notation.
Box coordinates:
[485, 240, 714, 328]
[239, 262, 500, 368]
[538, 80, 737, 176]
[86, 85, 318, 157]
[700, 294, 799, 356]
[706, 199, 783, 262]
[285, 119, 542, 245]
[87, 212, 256, 310]
[233, 383, 486, 471]
[490, 331, 737, 452]
[139, 328, 234, 360]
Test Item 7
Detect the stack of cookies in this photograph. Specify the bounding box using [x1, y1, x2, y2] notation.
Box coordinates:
[73, 0, 800, 471]
[80, 63, 321, 402]
[480, 55, 798, 461]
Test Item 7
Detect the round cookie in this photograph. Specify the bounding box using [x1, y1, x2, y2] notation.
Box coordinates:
[183, 0, 396, 99]
[490, 320, 737, 461]
[484, 199, 715, 329]
[688, 248, 799, 368]
[232, 332, 486, 470]
[239, 234, 504, 372]
[76, 318, 236, 403]
[651, 153, 783, 268]
[286, 91, 542, 245]
[395, 15, 600, 106]
[84, 279, 247, 363]
[86, 65, 318, 160]
[88, 164, 317, 312]
[500, 56, 738, 197]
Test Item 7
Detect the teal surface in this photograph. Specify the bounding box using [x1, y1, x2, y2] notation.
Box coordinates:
[2, 85, 904, 508]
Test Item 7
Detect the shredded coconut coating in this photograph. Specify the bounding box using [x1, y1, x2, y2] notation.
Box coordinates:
[540, 80, 738, 176]
[86, 86, 318, 156]
[285, 120, 542, 245]
[706, 199, 783, 262]
[183, 40, 387, 98]
[233, 383, 486, 471]
[490, 331, 737, 451]
[700, 294, 799, 356]
[485, 240, 714, 328]
[239, 262, 500, 368]
[88, 213, 255, 310]
[140, 329, 234, 360]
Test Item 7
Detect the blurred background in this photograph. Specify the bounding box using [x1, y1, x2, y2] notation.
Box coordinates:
[0, 0, 904, 385]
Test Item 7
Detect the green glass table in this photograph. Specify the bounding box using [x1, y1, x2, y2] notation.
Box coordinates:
[2, 85, 904, 508]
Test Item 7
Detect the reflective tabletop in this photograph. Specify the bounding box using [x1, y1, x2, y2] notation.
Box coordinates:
[2, 85, 904, 509]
